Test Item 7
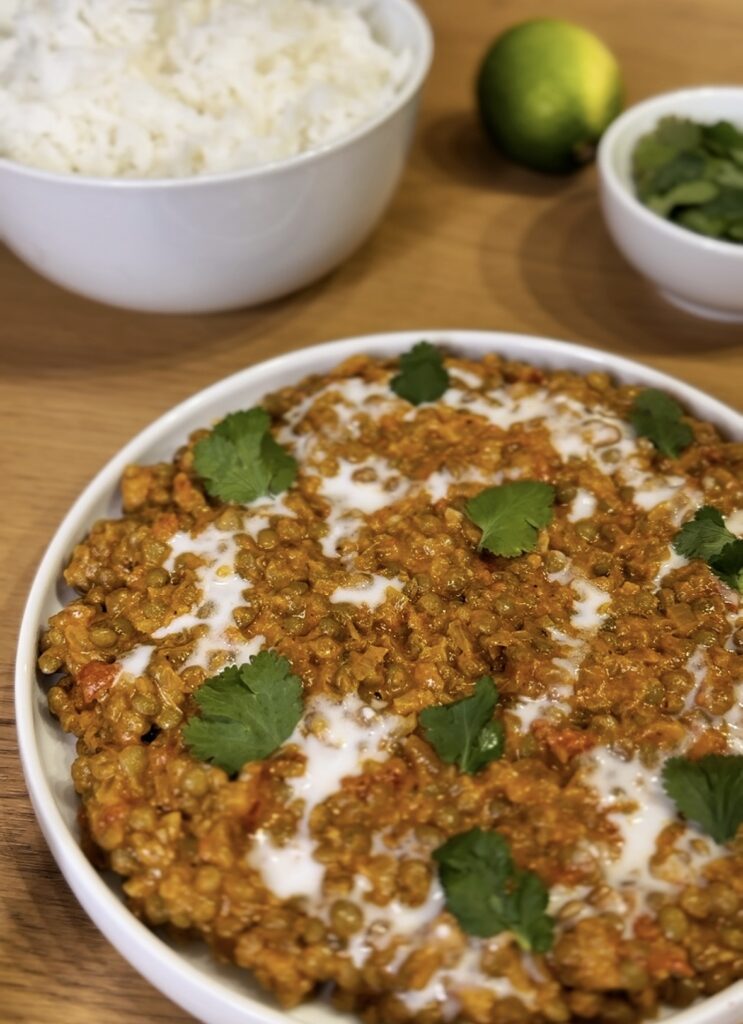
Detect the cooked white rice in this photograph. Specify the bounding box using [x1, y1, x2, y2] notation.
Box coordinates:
[0, 0, 411, 178]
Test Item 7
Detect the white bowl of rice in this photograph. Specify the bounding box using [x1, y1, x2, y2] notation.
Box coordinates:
[0, 0, 432, 313]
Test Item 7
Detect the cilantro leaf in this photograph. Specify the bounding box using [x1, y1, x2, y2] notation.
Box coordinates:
[632, 118, 743, 244]
[703, 120, 743, 157]
[419, 676, 504, 773]
[183, 651, 303, 774]
[646, 180, 719, 219]
[644, 150, 707, 199]
[676, 186, 743, 240]
[662, 755, 743, 843]
[674, 506, 732, 559]
[673, 506, 743, 592]
[709, 538, 743, 591]
[465, 480, 555, 557]
[629, 389, 694, 458]
[193, 407, 297, 504]
[390, 342, 450, 405]
[434, 828, 554, 952]
[632, 136, 680, 193]
[654, 117, 703, 152]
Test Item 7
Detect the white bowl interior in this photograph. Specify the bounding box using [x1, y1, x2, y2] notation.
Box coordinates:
[16, 331, 743, 1024]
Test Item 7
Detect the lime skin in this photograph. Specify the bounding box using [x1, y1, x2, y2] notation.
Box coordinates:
[477, 18, 623, 174]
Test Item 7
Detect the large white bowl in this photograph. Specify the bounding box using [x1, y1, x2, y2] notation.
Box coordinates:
[15, 331, 743, 1024]
[597, 86, 743, 322]
[0, 0, 432, 314]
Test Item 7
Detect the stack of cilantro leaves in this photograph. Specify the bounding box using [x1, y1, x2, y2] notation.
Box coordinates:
[632, 116, 743, 243]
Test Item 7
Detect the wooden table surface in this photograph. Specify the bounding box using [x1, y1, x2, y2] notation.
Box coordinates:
[2, 1, 742, 1021]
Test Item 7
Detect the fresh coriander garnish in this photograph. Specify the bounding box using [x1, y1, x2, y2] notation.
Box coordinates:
[465, 480, 555, 557]
[629, 388, 693, 458]
[193, 407, 297, 504]
[390, 341, 450, 405]
[708, 540, 743, 593]
[434, 828, 554, 952]
[419, 676, 504, 774]
[674, 506, 738, 560]
[673, 506, 743, 592]
[632, 116, 743, 243]
[662, 754, 743, 843]
[183, 651, 303, 774]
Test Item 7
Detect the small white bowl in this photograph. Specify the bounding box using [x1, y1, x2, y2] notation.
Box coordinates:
[598, 86, 743, 322]
[0, 0, 432, 314]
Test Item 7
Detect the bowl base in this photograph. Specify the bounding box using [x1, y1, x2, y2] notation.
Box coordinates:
[659, 288, 743, 323]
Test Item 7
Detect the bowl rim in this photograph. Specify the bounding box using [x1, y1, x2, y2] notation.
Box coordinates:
[14, 328, 743, 1024]
[0, 0, 433, 191]
[597, 84, 743, 260]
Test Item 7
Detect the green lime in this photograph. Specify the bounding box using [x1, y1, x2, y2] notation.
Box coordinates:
[477, 19, 623, 173]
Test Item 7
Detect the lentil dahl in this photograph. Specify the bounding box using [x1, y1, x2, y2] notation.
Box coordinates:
[39, 349, 743, 1023]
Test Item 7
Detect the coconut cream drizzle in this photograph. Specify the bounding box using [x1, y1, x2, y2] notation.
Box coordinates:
[117, 643, 155, 679]
[584, 749, 677, 894]
[570, 577, 610, 630]
[114, 524, 265, 680]
[683, 648, 708, 712]
[314, 456, 407, 557]
[548, 566, 611, 631]
[726, 508, 743, 535]
[394, 938, 532, 1018]
[447, 366, 483, 390]
[344, 876, 448, 970]
[567, 488, 597, 522]
[281, 376, 402, 445]
[149, 524, 263, 670]
[510, 693, 570, 731]
[550, 627, 587, 692]
[249, 695, 403, 901]
[631, 477, 687, 511]
[581, 748, 726, 918]
[329, 572, 404, 609]
[439, 385, 558, 431]
[722, 682, 743, 753]
[653, 547, 689, 590]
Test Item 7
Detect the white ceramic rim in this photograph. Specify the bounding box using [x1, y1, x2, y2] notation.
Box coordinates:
[0, 0, 433, 190]
[598, 85, 743, 259]
[15, 330, 743, 1024]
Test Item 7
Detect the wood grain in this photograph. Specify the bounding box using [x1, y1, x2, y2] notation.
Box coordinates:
[2, 1, 742, 1020]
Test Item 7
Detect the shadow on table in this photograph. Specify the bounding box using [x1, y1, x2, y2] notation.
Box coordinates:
[0, 242, 324, 378]
[417, 110, 578, 198]
[499, 188, 742, 355]
[319, 156, 462, 296]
